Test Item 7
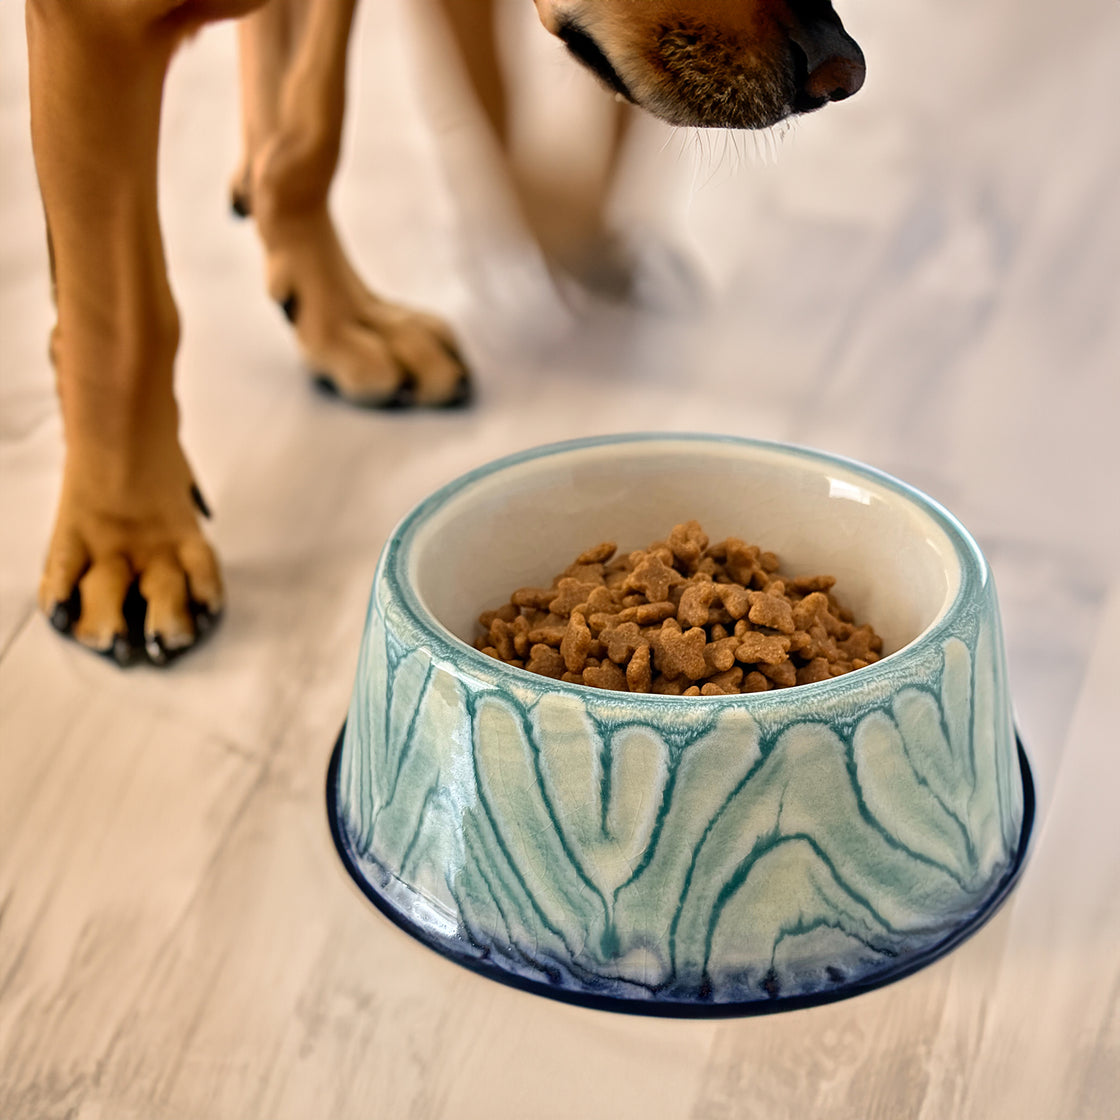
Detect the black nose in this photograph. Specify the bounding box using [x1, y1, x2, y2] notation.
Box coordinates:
[790, 21, 865, 112]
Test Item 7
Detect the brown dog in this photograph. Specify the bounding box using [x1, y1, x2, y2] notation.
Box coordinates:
[26, 0, 863, 665]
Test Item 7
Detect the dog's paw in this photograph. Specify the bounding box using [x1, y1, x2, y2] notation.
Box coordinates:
[39, 463, 223, 667]
[262, 210, 472, 409]
[285, 291, 472, 410]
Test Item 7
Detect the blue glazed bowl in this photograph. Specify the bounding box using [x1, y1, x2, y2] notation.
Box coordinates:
[329, 434, 1031, 1014]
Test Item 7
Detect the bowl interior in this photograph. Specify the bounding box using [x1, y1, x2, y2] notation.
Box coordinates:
[407, 439, 963, 659]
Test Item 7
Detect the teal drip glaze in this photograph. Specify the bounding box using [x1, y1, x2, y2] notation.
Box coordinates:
[602, 712, 722, 754]
[768, 915, 892, 972]
[377, 659, 436, 823]
[599, 734, 612, 838]
[453, 830, 515, 951]
[607, 711, 748, 903]
[888, 692, 977, 868]
[805, 877, 892, 952]
[608, 740, 684, 901]
[515, 703, 612, 929]
[664, 733, 776, 972]
[701, 830, 905, 979]
[463, 689, 584, 960]
[458, 812, 537, 942]
[396, 778, 440, 881]
[599, 920, 621, 961]
[966, 635, 981, 790]
[377, 624, 395, 821]
[841, 727, 971, 891]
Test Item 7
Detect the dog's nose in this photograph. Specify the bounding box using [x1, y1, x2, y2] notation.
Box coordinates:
[790, 20, 865, 111]
[803, 51, 864, 103]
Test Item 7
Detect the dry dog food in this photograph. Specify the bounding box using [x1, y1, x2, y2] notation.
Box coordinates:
[473, 521, 883, 695]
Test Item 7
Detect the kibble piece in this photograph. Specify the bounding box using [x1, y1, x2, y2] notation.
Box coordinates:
[527, 624, 566, 648]
[576, 541, 617, 565]
[549, 577, 598, 616]
[709, 667, 744, 691]
[560, 610, 593, 673]
[761, 660, 797, 688]
[583, 661, 628, 691]
[618, 600, 677, 625]
[601, 621, 645, 665]
[793, 592, 831, 630]
[489, 618, 517, 661]
[527, 644, 566, 679]
[583, 586, 617, 615]
[747, 591, 796, 634]
[790, 574, 836, 594]
[480, 603, 519, 628]
[677, 582, 719, 628]
[626, 644, 653, 692]
[624, 554, 684, 603]
[511, 586, 555, 611]
[796, 657, 833, 685]
[654, 621, 709, 681]
[668, 520, 709, 570]
[700, 681, 733, 696]
[841, 625, 882, 661]
[704, 636, 741, 674]
[735, 631, 792, 666]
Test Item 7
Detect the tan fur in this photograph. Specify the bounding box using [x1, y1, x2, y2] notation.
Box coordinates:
[26, 0, 862, 664]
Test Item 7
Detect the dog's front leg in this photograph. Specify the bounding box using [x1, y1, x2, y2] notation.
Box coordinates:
[437, 0, 632, 287]
[236, 0, 471, 406]
[27, 0, 224, 664]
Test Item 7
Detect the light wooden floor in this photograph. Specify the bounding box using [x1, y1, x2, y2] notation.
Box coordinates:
[2, 2, 1119, 1117]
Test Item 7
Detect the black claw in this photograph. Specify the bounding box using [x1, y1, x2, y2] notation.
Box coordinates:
[437, 372, 474, 409]
[230, 191, 251, 219]
[49, 597, 77, 633]
[145, 633, 169, 666]
[193, 607, 215, 636]
[382, 374, 418, 410]
[279, 292, 299, 324]
[190, 482, 213, 520]
[110, 634, 138, 668]
[312, 373, 340, 398]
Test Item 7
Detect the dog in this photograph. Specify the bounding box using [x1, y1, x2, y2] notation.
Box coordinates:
[26, 0, 864, 665]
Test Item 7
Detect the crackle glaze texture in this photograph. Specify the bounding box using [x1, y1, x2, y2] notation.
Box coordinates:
[333, 437, 1026, 1009]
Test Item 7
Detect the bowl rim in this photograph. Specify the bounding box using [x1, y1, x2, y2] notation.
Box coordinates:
[379, 432, 992, 709]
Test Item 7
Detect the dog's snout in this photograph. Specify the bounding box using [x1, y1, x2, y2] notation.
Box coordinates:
[790, 20, 865, 113]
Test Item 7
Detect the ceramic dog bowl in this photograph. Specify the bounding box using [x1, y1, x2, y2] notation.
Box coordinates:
[327, 434, 1032, 1015]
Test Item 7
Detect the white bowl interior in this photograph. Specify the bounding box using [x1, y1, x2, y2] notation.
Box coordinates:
[408, 440, 963, 658]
